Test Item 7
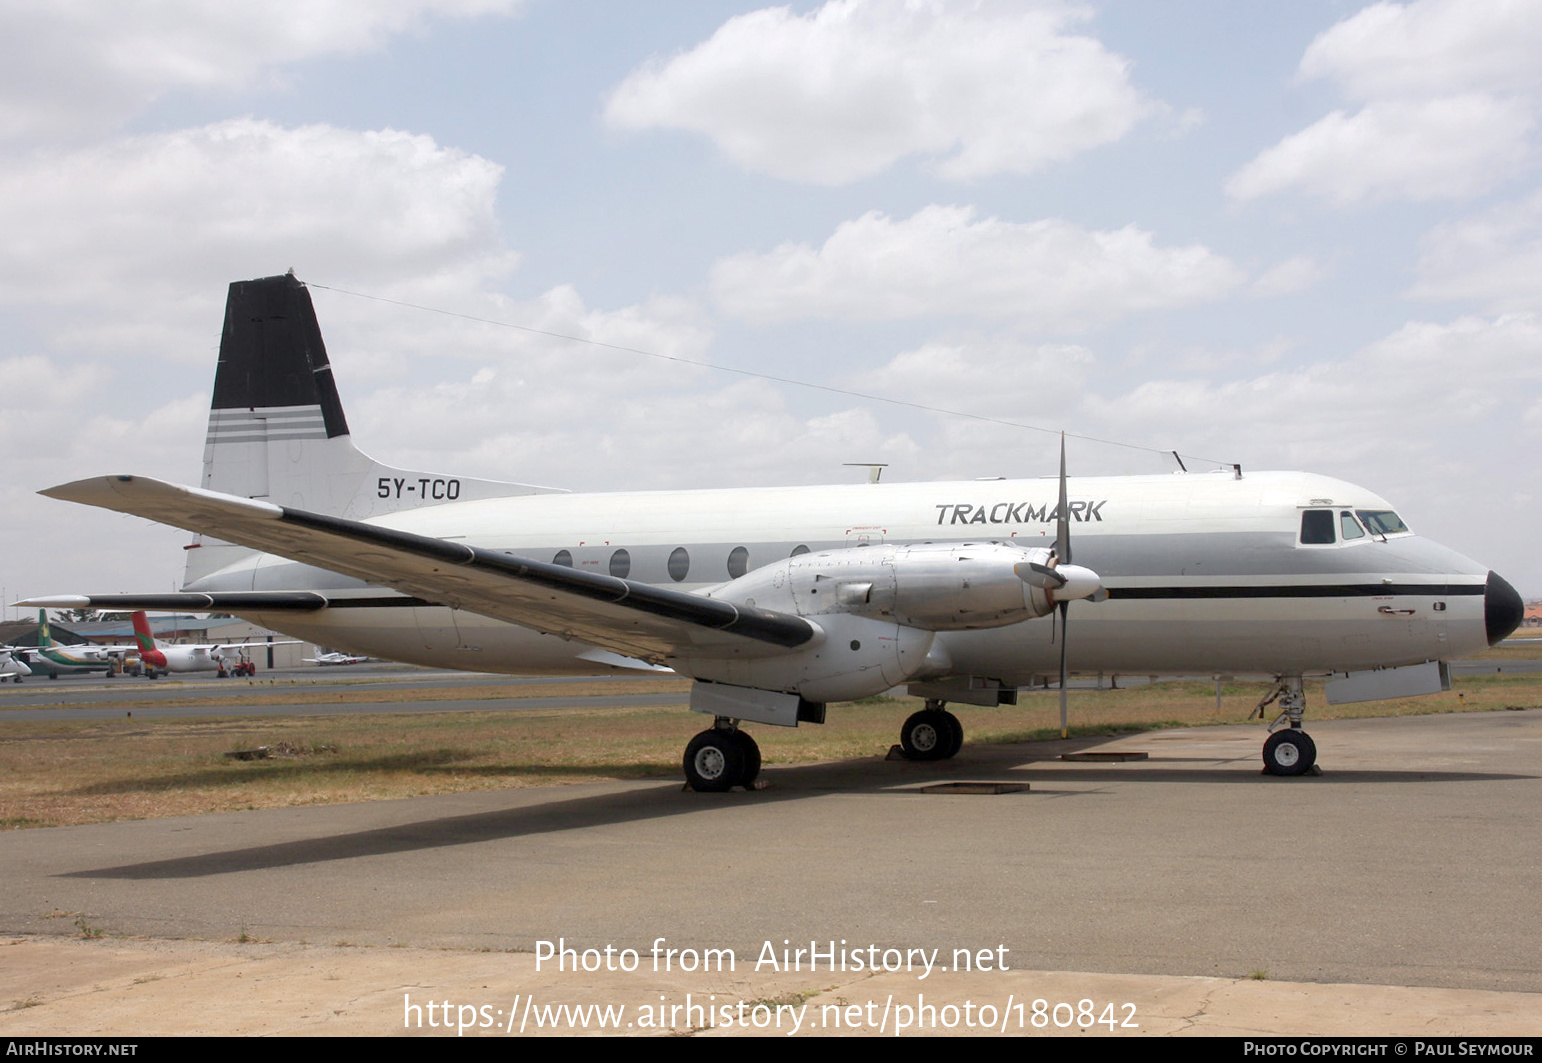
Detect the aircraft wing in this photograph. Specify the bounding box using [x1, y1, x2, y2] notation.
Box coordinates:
[33, 476, 818, 664]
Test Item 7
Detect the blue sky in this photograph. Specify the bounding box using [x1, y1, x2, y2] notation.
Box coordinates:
[1, 0, 1539, 610]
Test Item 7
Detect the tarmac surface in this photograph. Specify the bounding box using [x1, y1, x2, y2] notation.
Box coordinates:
[1, 677, 1540, 1037]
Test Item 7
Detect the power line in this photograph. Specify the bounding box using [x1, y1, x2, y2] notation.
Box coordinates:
[307, 282, 1236, 468]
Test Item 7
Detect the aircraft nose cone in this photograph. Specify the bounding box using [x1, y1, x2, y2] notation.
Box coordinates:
[1485, 570, 1524, 647]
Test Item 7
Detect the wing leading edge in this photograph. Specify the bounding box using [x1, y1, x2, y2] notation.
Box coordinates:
[37, 476, 818, 663]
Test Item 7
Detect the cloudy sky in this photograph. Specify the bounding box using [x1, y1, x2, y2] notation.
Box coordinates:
[2, 0, 1539, 614]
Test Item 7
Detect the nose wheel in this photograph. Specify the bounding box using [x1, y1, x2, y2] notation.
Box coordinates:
[683, 724, 762, 792]
[1256, 677, 1318, 776]
[1262, 728, 1317, 775]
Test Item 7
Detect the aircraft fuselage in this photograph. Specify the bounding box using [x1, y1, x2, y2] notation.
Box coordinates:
[189, 468, 1503, 683]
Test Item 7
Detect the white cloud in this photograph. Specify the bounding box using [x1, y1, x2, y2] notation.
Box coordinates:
[0, 0, 523, 143]
[1299, 0, 1542, 100]
[1229, 0, 1542, 205]
[0, 356, 204, 602]
[604, 0, 1152, 184]
[1408, 189, 1542, 310]
[711, 205, 1244, 328]
[1249, 256, 1328, 298]
[1081, 312, 1542, 472]
[0, 119, 511, 358]
[856, 337, 1093, 412]
[1227, 96, 1533, 205]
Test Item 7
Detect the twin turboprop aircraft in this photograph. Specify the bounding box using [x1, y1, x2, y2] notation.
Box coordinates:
[24, 275, 1525, 789]
[14, 610, 137, 679]
[126, 610, 293, 677]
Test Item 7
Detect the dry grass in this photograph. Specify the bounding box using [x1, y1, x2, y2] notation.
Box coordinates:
[0, 673, 1537, 830]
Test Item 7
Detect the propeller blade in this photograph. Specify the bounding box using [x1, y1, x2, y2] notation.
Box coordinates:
[1055, 432, 1071, 566]
[1058, 600, 1069, 738]
[1016, 561, 1066, 589]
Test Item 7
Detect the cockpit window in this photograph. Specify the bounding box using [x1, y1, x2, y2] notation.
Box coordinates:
[1339, 512, 1365, 541]
[1356, 510, 1409, 536]
[1300, 509, 1335, 544]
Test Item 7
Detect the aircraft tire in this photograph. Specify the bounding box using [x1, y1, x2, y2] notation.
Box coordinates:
[940, 710, 964, 759]
[734, 730, 761, 788]
[684, 729, 746, 793]
[901, 709, 957, 761]
[1263, 729, 1316, 776]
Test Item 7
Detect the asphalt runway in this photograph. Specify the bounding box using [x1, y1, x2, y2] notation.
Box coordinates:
[2, 707, 1539, 998]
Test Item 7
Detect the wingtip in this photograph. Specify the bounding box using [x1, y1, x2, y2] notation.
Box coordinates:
[39, 475, 137, 503]
[14, 596, 91, 609]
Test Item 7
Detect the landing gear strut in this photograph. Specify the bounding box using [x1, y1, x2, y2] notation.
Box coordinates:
[683, 719, 761, 792]
[900, 700, 963, 761]
[1255, 677, 1317, 776]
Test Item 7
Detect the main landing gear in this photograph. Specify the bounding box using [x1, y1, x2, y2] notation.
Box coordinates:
[1255, 677, 1318, 776]
[683, 719, 762, 792]
[899, 700, 964, 762]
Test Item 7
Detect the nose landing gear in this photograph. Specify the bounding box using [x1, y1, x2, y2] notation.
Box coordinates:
[1255, 677, 1318, 776]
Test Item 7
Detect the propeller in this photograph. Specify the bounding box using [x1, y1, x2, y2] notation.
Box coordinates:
[1012, 433, 1105, 738]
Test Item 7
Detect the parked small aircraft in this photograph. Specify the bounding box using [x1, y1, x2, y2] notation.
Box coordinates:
[17, 611, 137, 679]
[0, 648, 31, 682]
[304, 651, 370, 666]
[126, 610, 287, 677]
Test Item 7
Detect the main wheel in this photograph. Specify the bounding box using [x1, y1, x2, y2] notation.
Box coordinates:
[684, 729, 747, 792]
[901, 709, 959, 761]
[734, 730, 761, 788]
[1262, 729, 1317, 776]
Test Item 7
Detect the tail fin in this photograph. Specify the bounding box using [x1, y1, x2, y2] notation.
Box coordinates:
[37, 609, 51, 647]
[129, 610, 157, 653]
[187, 273, 562, 585]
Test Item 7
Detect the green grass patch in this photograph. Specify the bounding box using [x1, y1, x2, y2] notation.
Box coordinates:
[0, 672, 1537, 829]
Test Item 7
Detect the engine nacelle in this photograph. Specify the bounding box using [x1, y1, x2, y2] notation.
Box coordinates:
[674, 541, 1102, 708]
[712, 540, 1060, 631]
[675, 611, 935, 704]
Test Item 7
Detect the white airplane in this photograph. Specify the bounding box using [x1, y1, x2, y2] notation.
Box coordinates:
[305, 650, 371, 666]
[126, 610, 288, 677]
[24, 275, 1525, 789]
[0, 648, 32, 682]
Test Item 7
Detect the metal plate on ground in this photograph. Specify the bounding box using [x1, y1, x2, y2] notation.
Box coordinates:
[919, 781, 1030, 795]
[1060, 751, 1149, 762]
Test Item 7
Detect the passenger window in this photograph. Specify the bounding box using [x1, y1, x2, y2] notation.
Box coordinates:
[790, 544, 810, 556]
[609, 549, 630, 579]
[668, 547, 690, 582]
[1300, 509, 1335, 545]
[727, 546, 749, 578]
[552, 549, 573, 567]
[1339, 512, 1365, 540]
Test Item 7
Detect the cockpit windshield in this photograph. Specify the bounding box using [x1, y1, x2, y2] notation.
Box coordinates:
[1356, 510, 1409, 536]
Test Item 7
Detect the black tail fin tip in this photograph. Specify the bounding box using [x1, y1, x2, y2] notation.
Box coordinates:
[211, 274, 349, 438]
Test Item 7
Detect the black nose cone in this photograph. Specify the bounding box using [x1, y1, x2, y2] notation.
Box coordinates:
[1485, 571, 1524, 646]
